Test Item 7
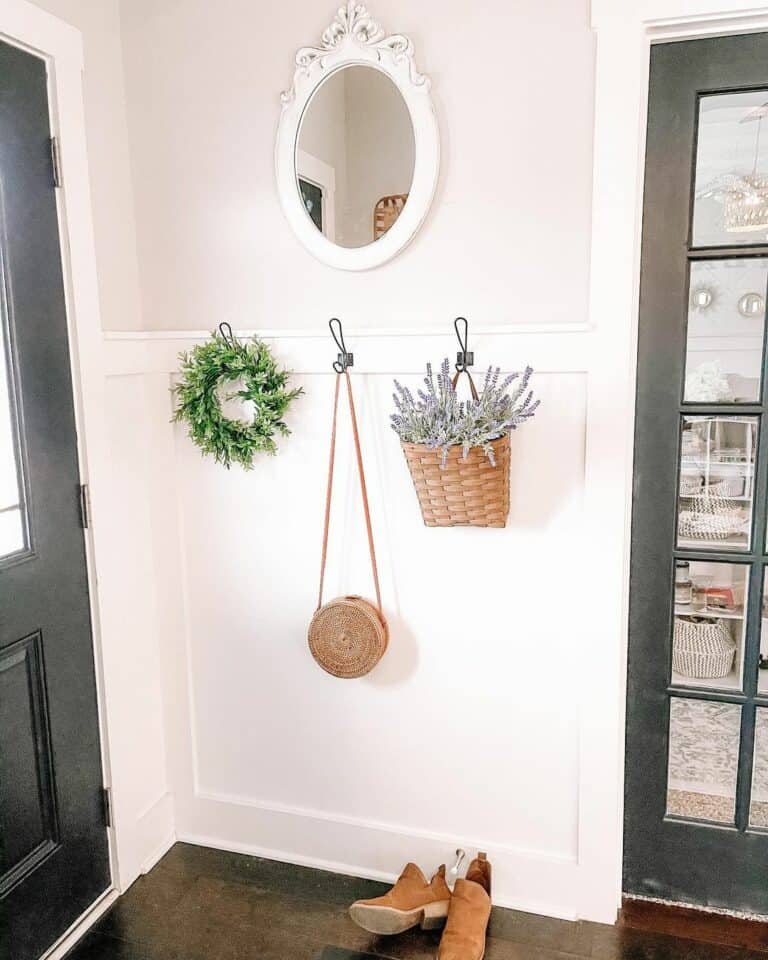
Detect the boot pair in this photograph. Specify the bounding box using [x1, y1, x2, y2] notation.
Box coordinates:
[349, 853, 492, 960]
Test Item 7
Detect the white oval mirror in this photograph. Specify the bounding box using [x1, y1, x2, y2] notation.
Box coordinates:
[296, 64, 415, 249]
[276, 3, 439, 271]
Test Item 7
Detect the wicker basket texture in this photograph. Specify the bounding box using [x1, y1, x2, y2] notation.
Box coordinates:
[677, 493, 748, 540]
[672, 617, 736, 679]
[308, 596, 387, 679]
[373, 193, 408, 240]
[679, 473, 703, 496]
[401, 433, 510, 528]
[706, 475, 745, 498]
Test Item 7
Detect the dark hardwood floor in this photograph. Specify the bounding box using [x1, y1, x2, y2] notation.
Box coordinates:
[64, 843, 768, 959]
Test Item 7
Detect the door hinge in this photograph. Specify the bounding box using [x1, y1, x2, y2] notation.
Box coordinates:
[79, 483, 91, 529]
[50, 136, 62, 188]
[101, 787, 112, 828]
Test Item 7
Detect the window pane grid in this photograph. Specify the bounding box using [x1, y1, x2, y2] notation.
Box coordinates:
[667, 87, 768, 830]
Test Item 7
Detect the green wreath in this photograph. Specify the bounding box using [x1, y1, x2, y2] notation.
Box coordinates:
[172, 323, 303, 470]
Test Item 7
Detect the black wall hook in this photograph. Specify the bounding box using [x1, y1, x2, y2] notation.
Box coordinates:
[218, 321, 237, 348]
[329, 318, 353, 373]
[454, 317, 474, 372]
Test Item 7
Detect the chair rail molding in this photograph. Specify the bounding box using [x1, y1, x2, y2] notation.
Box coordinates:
[101, 326, 593, 378]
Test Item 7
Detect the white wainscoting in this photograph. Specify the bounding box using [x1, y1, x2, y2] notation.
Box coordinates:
[99, 371, 178, 884]
[102, 323, 624, 923]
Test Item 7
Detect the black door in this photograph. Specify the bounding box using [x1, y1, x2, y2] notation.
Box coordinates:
[0, 38, 110, 960]
[626, 32, 768, 912]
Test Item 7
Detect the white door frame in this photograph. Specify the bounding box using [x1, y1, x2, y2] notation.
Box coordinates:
[587, 0, 768, 920]
[0, 2, 134, 956]
[296, 148, 337, 243]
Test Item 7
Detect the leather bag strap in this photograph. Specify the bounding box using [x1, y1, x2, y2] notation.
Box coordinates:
[317, 371, 382, 613]
[452, 368, 479, 401]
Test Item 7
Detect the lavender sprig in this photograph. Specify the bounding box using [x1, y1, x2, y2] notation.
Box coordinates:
[391, 358, 539, 469]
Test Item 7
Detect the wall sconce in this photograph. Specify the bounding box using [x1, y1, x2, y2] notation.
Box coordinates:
[737, 292, 765, 317]
[690, 287, 713, 310]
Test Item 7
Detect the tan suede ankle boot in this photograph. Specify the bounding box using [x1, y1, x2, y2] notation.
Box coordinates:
[349, 863, 451, 935]
[437, 852, 492, 960]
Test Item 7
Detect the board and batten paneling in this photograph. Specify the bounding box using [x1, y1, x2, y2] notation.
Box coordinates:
[99, 373, 176, 880]
[102, 328, 607, 920]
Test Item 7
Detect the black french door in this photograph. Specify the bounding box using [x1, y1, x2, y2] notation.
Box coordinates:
[626, 32, 768, 912]
[0, 38, 110, 960]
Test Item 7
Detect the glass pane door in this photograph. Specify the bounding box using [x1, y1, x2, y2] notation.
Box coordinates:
[626, 33, 768, 914]
[0, 297, 27, 561]
[666, 84, 768, 831]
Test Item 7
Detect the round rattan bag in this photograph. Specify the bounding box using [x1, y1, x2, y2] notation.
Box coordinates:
[308, 596, 387, 678]
[309, 362, 388, 679]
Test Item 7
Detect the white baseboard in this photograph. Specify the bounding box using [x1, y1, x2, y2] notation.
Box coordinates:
[177, 831, 401, 885]
[116, 790, 176, 889]
[140, 827, 177, 875]
[176, 830, 579, 921]
[176, 790, 582, 922]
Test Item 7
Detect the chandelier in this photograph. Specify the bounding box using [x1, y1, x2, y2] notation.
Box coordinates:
[698, 102, 768, 234]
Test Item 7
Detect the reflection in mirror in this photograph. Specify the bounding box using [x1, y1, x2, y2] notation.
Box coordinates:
[296, 65, 415, 249]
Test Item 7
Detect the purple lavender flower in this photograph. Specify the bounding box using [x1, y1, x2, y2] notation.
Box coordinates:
[389, 358, 540, 469]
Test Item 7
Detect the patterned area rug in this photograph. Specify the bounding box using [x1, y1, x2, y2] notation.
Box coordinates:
[667, 788, 734, 821]
[667, 788, 768, 826]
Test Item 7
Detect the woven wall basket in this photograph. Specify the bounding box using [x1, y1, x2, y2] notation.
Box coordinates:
[373, 193, 408, 241]
[308, 596, 388, 679]
[672, 617, 736, 679]
[401, 433, 511, 528]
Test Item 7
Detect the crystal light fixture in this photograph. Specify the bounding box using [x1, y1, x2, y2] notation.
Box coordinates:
[724, 173, 768, 232]
[698, 101, 768, 234]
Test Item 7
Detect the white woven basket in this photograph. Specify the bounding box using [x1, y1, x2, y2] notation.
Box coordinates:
[678, 493, 748, 541]
[672, 617, 735, 679]
[679, 473, 703, 496]
[706, 475, 745, 498]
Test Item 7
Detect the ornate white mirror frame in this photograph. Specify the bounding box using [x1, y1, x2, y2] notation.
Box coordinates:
[275, 2, 440, 271]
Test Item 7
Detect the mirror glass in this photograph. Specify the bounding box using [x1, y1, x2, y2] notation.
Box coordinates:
[295, 64, 415, 249]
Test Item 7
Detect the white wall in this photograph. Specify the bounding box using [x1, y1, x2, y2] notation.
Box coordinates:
[112, 0, 610, 922]
[119, 0, 595, 331]
[103, 327, 595, 920]
[29, 0, 143, 331]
